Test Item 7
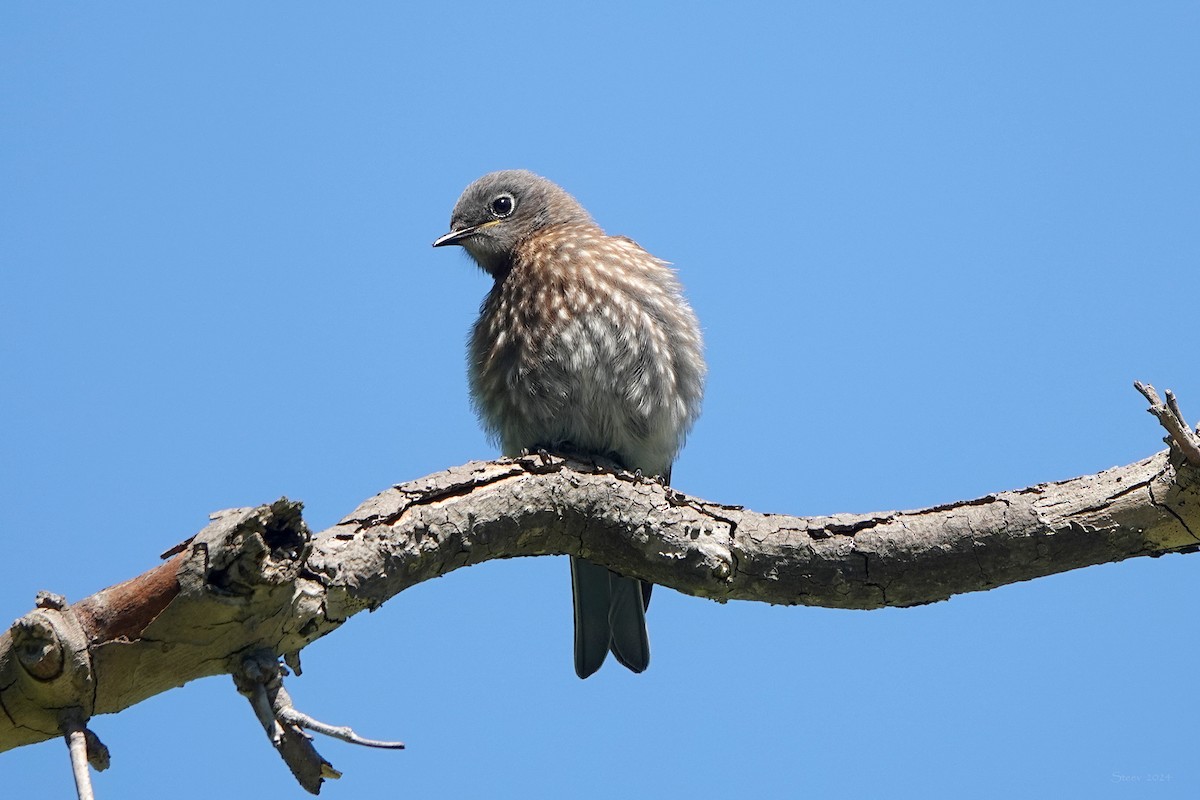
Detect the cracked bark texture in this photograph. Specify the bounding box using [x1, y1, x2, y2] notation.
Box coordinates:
[2, 450, 1198, 755]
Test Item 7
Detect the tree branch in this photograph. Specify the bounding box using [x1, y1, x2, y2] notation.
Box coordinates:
[2, 385, 1198, 791]
[1135, 381, 1200, 466]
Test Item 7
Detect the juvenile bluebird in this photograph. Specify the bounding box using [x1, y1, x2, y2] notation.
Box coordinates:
[433, 170, 705, 678]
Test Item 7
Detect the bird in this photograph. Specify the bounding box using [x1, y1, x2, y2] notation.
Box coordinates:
[432, 170, 705, 678]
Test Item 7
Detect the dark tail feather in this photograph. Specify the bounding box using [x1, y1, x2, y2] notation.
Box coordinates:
[571, 556, 614, 678]
[608, 573, 650, 673]
[571, 556, 651, 678]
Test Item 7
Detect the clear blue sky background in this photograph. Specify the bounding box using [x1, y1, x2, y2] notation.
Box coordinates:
[3, 3, 1198, 798]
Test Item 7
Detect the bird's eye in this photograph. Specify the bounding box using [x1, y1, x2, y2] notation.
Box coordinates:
[490, 193, 516, 218]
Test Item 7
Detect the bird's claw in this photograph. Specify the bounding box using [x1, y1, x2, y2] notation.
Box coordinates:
[666, 487, 689, 506]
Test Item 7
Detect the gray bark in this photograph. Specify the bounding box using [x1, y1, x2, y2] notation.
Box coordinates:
[2, 444, 1197, 781]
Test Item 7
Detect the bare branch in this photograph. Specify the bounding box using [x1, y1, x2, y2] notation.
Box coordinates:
[63, 723, 93, 800]
[1134, 381, 1200, 466]
[277, 709, 405, 750]
[312, 452, 1199, 613]
[60, 707, 106, 800]
[233, 651, 342, 794]
[3, 398, 1200, 785]
[232, 650, 402, 794]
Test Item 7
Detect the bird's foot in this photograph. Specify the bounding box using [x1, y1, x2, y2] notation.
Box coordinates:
[666, 486, 689, 506]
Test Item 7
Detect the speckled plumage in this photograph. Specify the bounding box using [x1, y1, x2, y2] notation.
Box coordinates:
[470, 222, 703, 476]
[434, 170, 705, 677]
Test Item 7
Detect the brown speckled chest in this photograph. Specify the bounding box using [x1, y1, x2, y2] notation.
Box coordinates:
[467, 222, 705, 476]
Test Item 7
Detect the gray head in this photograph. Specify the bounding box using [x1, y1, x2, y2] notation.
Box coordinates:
[432, 170, 594, 275]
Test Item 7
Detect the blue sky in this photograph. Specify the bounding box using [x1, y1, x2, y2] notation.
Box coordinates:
[2, 3, 1198, 798]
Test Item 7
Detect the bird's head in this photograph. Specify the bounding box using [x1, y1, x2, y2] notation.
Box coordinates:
[432, 170, 593, 275]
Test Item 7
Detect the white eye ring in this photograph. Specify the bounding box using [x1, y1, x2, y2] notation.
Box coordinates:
[490, 193, 516, 218]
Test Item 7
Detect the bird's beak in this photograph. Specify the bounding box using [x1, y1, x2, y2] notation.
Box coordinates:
[432, 220, 499, 248]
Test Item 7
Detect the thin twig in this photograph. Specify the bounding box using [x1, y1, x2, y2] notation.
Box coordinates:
[233, 651, 403, 793]
[1166, 390, 1187, 432]
[1134, 381, 1200, 466]
[246, 678, 286, 745]
[60, 709, 95, 800]
[279, 708, 406, 749]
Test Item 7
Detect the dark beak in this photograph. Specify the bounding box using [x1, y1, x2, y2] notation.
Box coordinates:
[432, 223, 485, 248]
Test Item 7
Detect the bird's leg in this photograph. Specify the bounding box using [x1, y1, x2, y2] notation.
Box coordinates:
[517, 444, 559, 466]
[527, 440, 602, 466]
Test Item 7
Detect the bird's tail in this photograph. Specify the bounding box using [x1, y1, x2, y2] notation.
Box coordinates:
[570, 556, 650, 678]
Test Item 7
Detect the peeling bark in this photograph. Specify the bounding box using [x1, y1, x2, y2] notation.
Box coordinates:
[311, 451, 1198, 614]
[1, 446, 1197, 779]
